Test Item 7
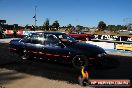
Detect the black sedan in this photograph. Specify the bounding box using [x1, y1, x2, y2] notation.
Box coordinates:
[9, 32, 107, 69]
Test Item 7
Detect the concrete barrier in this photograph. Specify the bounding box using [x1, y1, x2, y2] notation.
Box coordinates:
[86, 41, 115, 49]
[86, 41, 132, 55]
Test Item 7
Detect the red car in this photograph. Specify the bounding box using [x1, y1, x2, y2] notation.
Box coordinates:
[68, 32, 94, 41]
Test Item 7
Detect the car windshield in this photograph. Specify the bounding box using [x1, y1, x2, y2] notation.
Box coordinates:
[56, 33, 77, 43]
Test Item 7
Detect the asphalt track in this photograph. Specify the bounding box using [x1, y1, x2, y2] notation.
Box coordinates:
[0, 38, 132, 88]
[0, 43, 132, 88]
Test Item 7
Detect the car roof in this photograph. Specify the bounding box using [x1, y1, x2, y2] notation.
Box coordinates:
[32, 32, 64, 35]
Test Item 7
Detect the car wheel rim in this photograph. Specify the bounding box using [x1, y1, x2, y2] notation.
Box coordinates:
[21, 50, 28, 60]
[75, 57, 85, 66]
[72, 55, 88, 69]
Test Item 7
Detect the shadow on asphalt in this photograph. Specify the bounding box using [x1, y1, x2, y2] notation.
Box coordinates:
[0, 43, 131, 86]
[0, 58, 120, 84]
[92, 57, 120, 70]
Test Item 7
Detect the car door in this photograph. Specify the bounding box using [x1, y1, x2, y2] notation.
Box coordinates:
[28, 33, 46, 58]
[42, 34, 71, 62]
[20, 33, 45, 58]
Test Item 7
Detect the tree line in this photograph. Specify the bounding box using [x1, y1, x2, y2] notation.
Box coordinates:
[97, 21, 131, 32]
[1, 19, 132, 32]
[41, 19, 131, 32]
[42, 18, 60, 31]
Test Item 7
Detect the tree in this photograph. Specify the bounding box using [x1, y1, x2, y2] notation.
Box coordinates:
[107, 25, 116, 31]
[67, 24, 72, 28]
[107, 25, 127, 32]
[43, 18, 50, 31]
[52, 20, 60, 31]
[76, 25, 83, 33]
[97, 21, 106, 31]
[65, 24, 74, 33]
[127, 23, 132, 31]
[0, 20, 6, 25]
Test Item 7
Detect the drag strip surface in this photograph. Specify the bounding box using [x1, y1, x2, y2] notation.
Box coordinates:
[0, 43, 132, 88]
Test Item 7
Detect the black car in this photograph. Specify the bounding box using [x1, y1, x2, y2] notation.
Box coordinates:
[9, 32, 106, 68]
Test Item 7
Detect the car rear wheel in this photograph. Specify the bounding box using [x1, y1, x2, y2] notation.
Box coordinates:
[72, 55, 88, 69]
[20, 49, 29, 60]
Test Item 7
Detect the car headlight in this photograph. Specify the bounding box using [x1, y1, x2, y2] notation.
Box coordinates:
[97, 53, 107, 57]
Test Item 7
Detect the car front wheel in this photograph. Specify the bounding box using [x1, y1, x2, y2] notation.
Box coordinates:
[72, 55, 88, 69]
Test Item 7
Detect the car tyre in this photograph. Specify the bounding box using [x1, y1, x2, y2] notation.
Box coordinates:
[72, 55, 88, 69]
[20, 49, 29, 60]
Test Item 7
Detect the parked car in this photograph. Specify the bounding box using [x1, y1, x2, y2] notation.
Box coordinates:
[9, 32, 106, 69]
[68, 32, 94, 41]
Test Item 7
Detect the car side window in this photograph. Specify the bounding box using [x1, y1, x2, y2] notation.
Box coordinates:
[44, 34, 60, 46]
[30, 33, 44, 44]
[21, 33, 44, 44]
[21, 36, 32, 43]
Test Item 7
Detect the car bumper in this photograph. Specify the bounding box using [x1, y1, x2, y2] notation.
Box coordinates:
[88, 53, 107, 64]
